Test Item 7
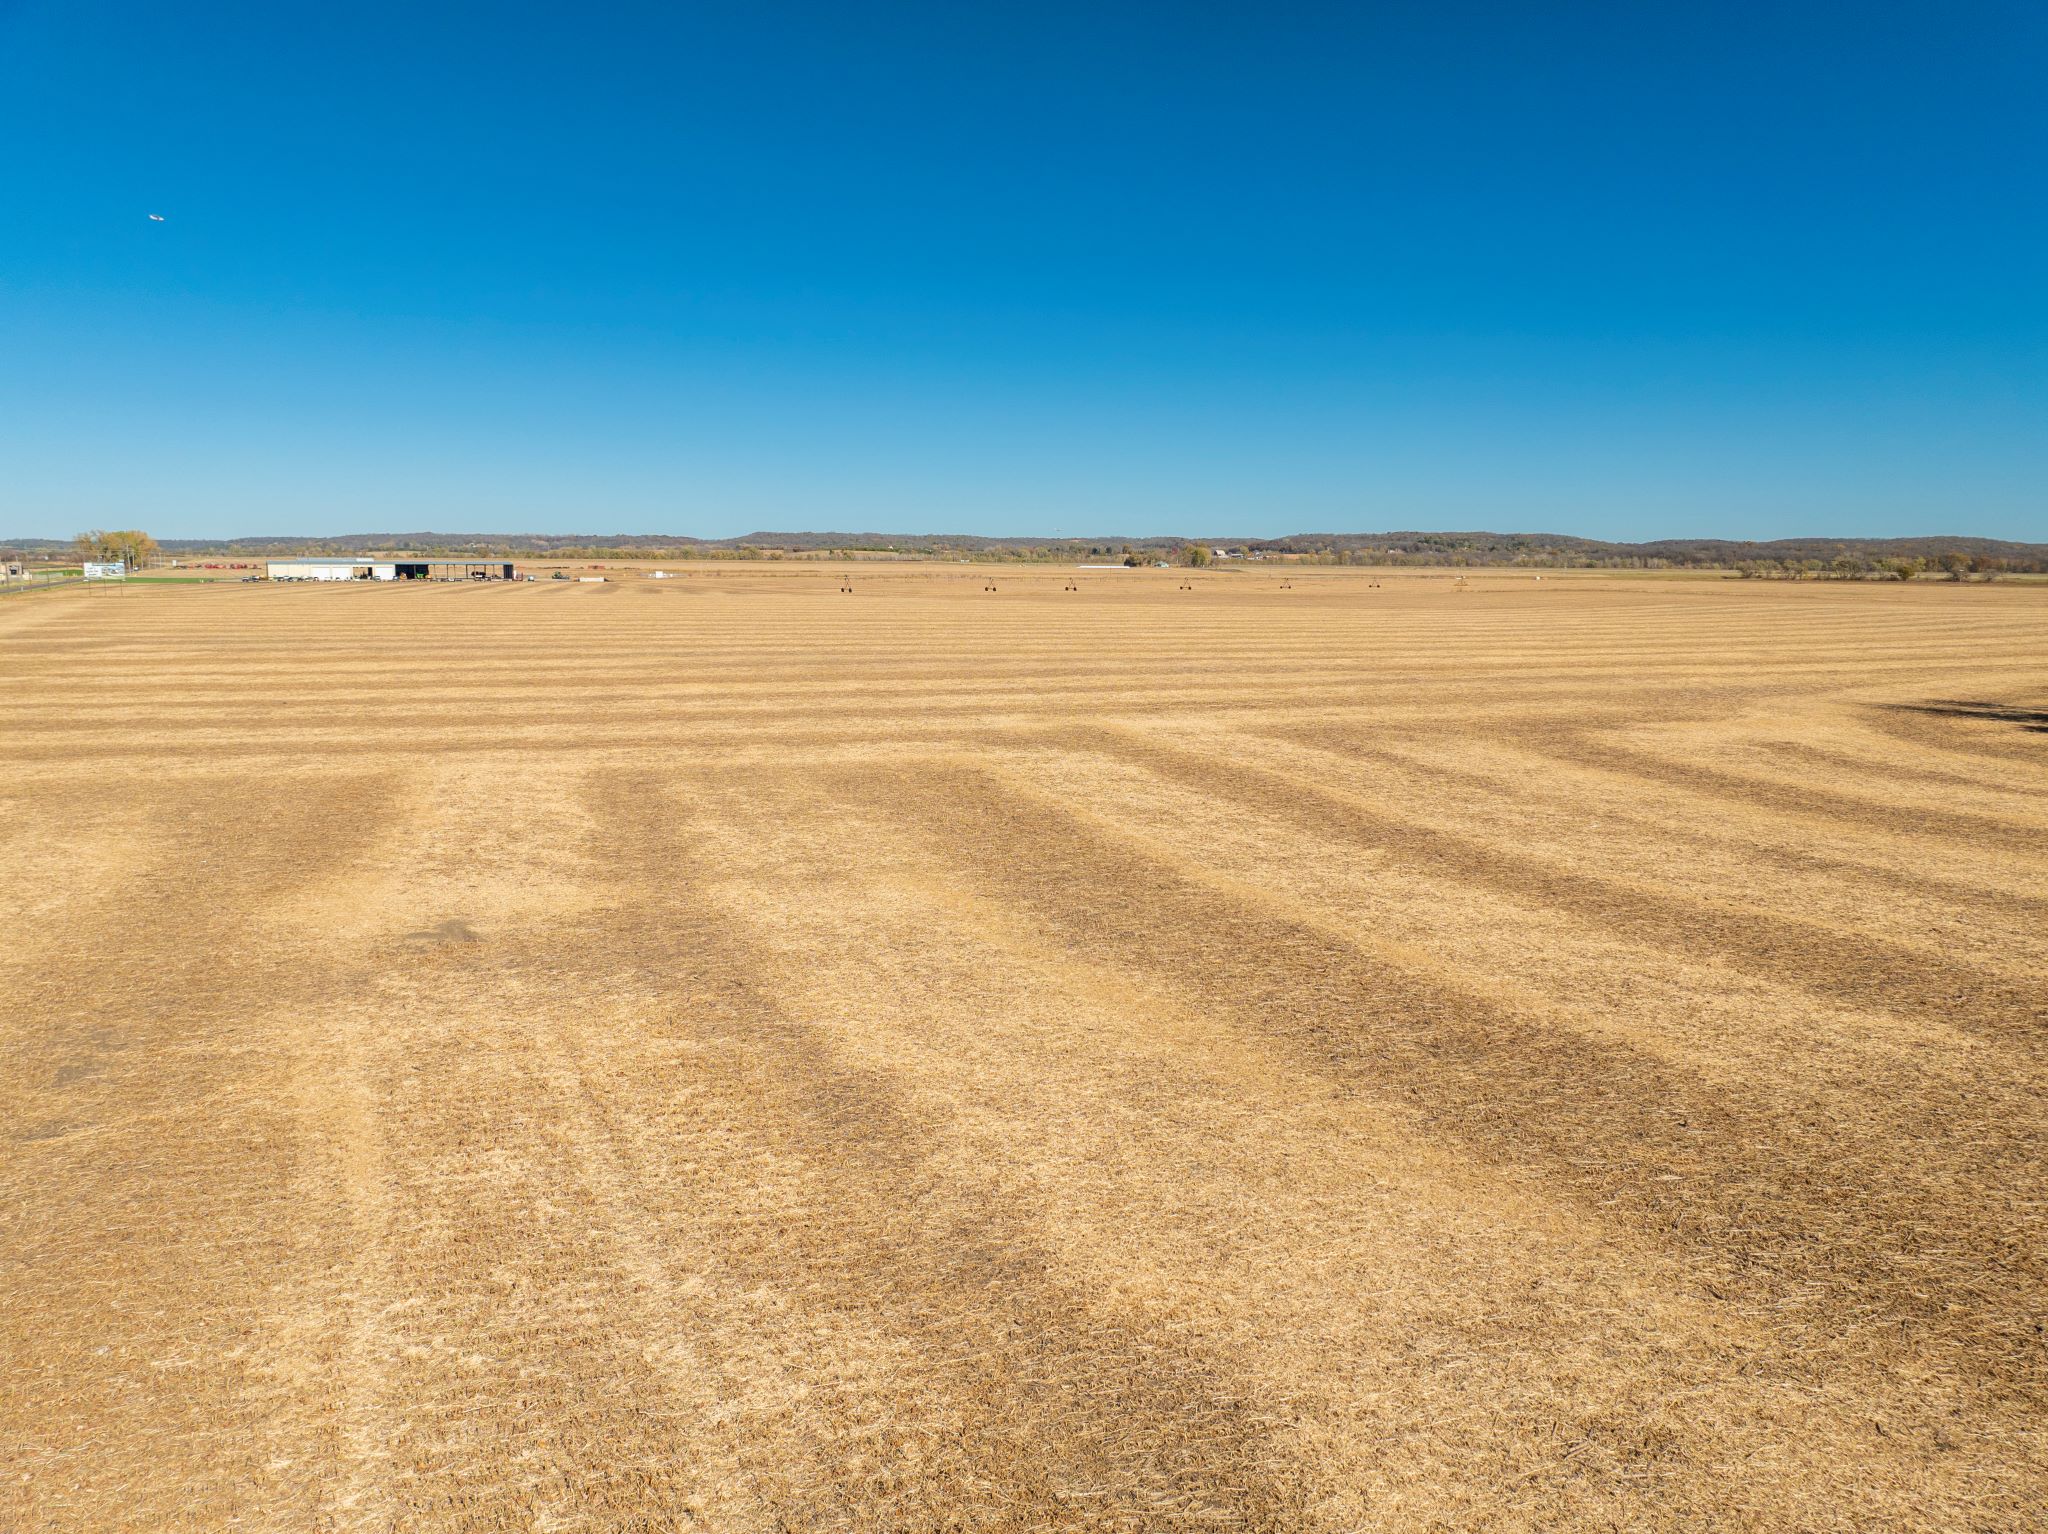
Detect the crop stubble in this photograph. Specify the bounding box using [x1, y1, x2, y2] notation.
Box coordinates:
[2, 569, 2044, 1531]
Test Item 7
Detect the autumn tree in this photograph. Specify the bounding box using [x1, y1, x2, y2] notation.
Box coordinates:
[73, 529, 159, 570]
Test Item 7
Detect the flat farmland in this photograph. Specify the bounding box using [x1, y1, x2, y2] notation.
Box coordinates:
[3, 568, 2045, 1532]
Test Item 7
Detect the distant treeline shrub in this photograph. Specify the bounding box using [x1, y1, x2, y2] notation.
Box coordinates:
[16, 528, 2045, 575]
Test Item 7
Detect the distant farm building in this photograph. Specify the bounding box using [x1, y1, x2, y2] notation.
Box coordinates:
[266, 557, 517, 582]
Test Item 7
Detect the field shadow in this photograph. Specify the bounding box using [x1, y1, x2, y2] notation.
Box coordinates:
[1887, 699, 2048, 733]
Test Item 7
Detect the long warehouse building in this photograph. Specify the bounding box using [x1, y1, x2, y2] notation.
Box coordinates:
[266, 557, 517, 581]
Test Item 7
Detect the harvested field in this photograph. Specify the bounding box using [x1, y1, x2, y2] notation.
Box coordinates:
[3, 567, 2045, 1532]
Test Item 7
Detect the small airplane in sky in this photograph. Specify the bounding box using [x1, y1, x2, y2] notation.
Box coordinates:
[147, 213, 165, 222]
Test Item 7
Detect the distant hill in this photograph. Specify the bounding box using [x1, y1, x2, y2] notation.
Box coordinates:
[5, 528, 2044, 573]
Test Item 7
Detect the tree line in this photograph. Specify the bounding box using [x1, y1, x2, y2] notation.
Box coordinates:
[30, 526, 2044, 578]
[1731, 552, 2016, 580]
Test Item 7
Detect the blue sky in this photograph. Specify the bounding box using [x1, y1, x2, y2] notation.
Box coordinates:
[3, 1, 2043, 542]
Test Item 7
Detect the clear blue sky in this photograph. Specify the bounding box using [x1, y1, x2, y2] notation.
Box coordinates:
[3, 1, 2043, 542]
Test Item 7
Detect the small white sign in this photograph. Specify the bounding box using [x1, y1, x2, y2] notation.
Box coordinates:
[83, 562, 127, 580]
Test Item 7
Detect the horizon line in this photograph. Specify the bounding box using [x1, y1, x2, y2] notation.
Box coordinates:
[9, 527, 2047, 551]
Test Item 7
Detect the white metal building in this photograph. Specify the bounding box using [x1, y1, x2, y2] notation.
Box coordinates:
[266, 557, 517, 581]
[268, 559, 392, 580]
